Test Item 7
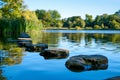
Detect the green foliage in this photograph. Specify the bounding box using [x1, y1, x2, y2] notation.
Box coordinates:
[63, 16, 85, 29]
[62, 10, 120, 30]
[0, 0, 25, 36]
[75, 26, 82, 30]
[0, 10, 2, 18]
[115, 9, 120, 16]
[85, 14, 93, 27]
[85, 27, 93, 30]
[0, 0, 120, 33]
[35, 9, 61, 27]
[94, 25, 101, 29]
[0, 47, 23, 66]
[0, 17, 26, 36]
[0, 0, 24, 18]
[22, 10, 43, 32]
[0, 0, 43, 36]
[109, 20, 120, 29]
[93, 13, 120, 30]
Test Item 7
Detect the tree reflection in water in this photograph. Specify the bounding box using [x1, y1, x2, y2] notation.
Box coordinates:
[0, 70, 6, 80]
[0, 47, 24, 66]
[0, 46, 24, 80]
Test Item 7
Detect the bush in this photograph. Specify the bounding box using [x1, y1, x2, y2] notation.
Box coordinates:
[94, 25, 101, 29]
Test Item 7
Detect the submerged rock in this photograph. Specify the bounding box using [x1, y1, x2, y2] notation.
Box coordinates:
[17, 33, 48, 52]
[17, 40, 32, 47]
[105, 76, 120, 80]
[65, 55, 108, 72]
[40, 48, 69, 59]
[17, 33, 32, 47]
[18, 33, 31, 39]
[25, 43, 48, 52]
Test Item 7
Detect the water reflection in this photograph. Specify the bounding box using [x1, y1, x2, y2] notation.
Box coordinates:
[38, 32, 120, 53]
[40, 54, 69, 60]
[0, 47, 24, 80]
[65, 63, 108, 72]
[0, 31, 120, 62]
[0, 47, 24, 66]
[0, 30, 120, 80]
[29, 32, 61, 45]
[0, 70, 6, 80]
[38, 31, 120, 45]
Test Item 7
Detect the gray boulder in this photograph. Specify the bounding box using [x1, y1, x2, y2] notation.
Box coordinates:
[40, 49, 69, 59]
[65, 55, 108, 72]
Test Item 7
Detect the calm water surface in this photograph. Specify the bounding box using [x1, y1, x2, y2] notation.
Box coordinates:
[0, 30, 120, 80]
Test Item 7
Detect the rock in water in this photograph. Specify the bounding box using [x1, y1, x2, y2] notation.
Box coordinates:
[17, 33, 32, 47]
[25, 43, 48, 52]
[65, 55, 108, 72]
[105, 76, 120, 80]
[40, 48, 69, 59]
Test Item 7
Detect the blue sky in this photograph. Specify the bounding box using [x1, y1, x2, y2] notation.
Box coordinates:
[24, 0, 120, 19]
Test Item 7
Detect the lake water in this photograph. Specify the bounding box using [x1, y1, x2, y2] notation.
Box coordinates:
[0, 30, 120, 80]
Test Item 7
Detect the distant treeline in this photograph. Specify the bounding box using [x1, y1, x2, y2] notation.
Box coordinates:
[0, 0, 120, 36]
[35, 9, 120, 30]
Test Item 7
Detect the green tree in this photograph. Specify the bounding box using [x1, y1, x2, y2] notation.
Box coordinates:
[35, 9, 46, 20]
[0, 0, 43, 36]
[85, 14, 93, 27]
[109, 20, 120, 29]
[35, 9, 61, 27]
[22, 10, 43, 32]
[0, 0, 26, 36]
[0, 0, 25, 18]
[115, 9, 120, 16]
[0, 10, 2, 18]
[94, 25, 101, 29]
[94, 14, 109, 29]
[63, 16, 85, 29]
[48, 10, 61, 20]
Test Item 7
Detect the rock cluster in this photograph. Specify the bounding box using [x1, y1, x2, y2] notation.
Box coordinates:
[17, 33, 48, 52]
[17, 33, 109, 72]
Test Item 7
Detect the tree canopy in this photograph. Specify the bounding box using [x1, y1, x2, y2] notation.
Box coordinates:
[0, 0, 24, 18]
[62, 10, 120, 30]
[35, 9, 61, 27]
[0, 0, 43, 36]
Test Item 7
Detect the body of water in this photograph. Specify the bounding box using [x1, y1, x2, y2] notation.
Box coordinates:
[0, 30, 120, 80]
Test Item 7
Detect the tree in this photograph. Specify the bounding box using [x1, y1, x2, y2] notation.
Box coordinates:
[48, 10, 61, 20]
[35, 9, 46, 20]
[94, 25, 101, 29]
[0, 10, 2, 18]
[22, 10, 43, 32]
[63, 16, 85, 29]
[55, 20, 63, 28]
[85, 14, 93, 27]
[94, 14, 109, 29]
[0, 0, 25, 18]
[109, 20, 120, 29]
[35, 9, 61, 27]
[115, 10, 120, 16]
